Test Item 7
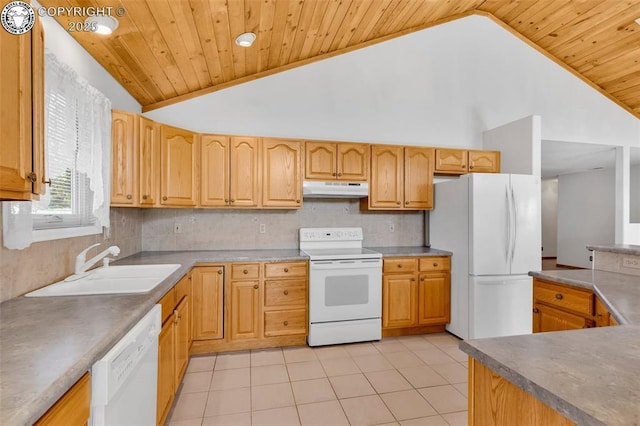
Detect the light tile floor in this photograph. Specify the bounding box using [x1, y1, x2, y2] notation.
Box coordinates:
[167, 333, 468, 426]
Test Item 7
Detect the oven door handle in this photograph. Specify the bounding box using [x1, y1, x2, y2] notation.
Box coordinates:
[310, 260, 382, 270]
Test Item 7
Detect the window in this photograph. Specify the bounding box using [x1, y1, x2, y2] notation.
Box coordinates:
[31, 51, 111, 242]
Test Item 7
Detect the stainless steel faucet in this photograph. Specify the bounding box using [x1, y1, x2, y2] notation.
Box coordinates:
[75, 243, 121, 274]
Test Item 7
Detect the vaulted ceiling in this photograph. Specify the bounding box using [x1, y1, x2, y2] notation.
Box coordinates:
[41, 0, 640, 117]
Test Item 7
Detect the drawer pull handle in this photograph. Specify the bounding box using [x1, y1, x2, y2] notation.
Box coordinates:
[284, 268, 289, 273]
[284, 290, 289, 295]
[253, 284, 259, 290]
[555, 293, 563, 300]
[243, 269, 248, 274]
[433, 263, 438, 267]
[397, 264, 402, 268]
[283, 321, 288, 326]
[218, 269, 223, 275]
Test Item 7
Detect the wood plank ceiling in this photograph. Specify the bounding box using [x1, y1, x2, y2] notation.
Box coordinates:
[40, 0, 640, 117]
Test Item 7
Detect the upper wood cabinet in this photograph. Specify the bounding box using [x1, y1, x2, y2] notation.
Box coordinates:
[111, 111, 137, 205]
[262, 138, 302, 208]
[367, 145, 434, 210]
[200, 134, 229, 207]
[160, 124, 199, 207]
[435, 148, 500, 174]
[1, 15, 45, 201]
[305, 142, 369, 181]
[230, 137, 260, 207]
[139, 117, 160, 206]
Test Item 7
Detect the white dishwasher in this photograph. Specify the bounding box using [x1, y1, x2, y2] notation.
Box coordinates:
[90, 304, 161, 426]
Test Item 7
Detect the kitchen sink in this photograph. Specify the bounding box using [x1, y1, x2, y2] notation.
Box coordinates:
[25, 264, 181, 297]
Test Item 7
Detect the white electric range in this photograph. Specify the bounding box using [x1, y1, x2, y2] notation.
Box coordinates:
[300, 227, 382, 346]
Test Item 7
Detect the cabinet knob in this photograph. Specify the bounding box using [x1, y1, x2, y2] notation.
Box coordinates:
[283, 321, 289, 326]
[253, 284, 259, 290]
[533, 308, 540, 313]
[337, 173, 342, 177]
[433, 263, 438, 267]
[555, 293, 563, 300]
[284, 268, 289, 273]
[469, 165, 474, 170]
[296, 199, 300, 203]
[332, 172, 337, 176]
[421, 277, 425, 281]
[243, 269, 248, 274]
[162, 196, 168, 201]
[217, 269, 223, 275]
[284, 290, 289, 295]
[397, 264, 402, 268]
[126, 194, 132, 199]
[225, 199, 229, 203]
[411, 278, 416, 282]
[230, 199, 235, 203]
[396, 201, 401, 205]
[142, 195, 148, 200]
[27, 172, 37, 183]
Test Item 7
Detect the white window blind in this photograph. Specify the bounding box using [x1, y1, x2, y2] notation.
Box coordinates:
[32, 51, 111, 236]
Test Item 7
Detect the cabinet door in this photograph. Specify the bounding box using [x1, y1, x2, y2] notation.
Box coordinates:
[200, 134, 229, 207]
[595, 297, 611, 327]
[262, 138, 302, 208]
[468, 150, 500, 173]
[404, 147, 434, 210]
[370, 145, 403, 209]
[31, 17, 45, 198]
[305, 142, 336, 180]
[435, 148, 467, 174]
[160, 125, 198, 206]
[111, 111, 137, 205]
[157, 318, 174, 425]
[533, 303, 593, 333]
[337, 143, 369, 181]
[174, 297, 190, 387]
[230, 280, 261, 340]
[418, 272, 450, 325]
[382, 274, 417, 328]
[192, 267, 224, 340]
[0, 26, 34, 199]
[229, 137, 259, 207]
[139, 117, 159, 206]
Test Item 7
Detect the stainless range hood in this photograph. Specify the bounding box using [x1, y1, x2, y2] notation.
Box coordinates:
[302, 181, 369, 198]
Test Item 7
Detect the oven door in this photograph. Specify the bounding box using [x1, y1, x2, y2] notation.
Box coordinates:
[309, 258, 382, 323]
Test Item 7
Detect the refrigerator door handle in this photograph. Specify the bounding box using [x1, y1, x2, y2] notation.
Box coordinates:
[511, 185, 518, 264]
[505, 187, 511, 264]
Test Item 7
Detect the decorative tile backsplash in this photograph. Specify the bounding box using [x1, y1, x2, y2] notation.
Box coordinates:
[594, 251, 640, 277]
[0, 207, 143, 302]
[142, 199, 425, 251]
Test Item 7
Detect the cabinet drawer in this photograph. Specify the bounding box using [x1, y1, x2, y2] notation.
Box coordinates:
[264, 261, 307, 278]
[231, 263, 260, 280]
[159, 288, 175, 324]
[264, 279, 307, 307]
[534, 280, 594, 316]
[175, 274, 190, 304]
[264, 309, 307, 337]
[419, 257, 450, 271]
[383, 258, 418, 273]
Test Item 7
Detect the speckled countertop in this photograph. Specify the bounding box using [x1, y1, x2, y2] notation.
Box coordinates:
[0, 249, 305, 426]
[460, 268, 640, 426]
[367, 246, 452, 257]
[585, 243, 640, 256]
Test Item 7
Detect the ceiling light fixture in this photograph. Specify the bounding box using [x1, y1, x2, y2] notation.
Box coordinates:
[235, 32, 256, 47]
[85, 15, 119, 35]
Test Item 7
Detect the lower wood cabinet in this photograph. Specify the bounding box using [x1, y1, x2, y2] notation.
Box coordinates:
[533, 303, 594, 332]
[34, 372, 90, 426]
[230, 278, 262, 341]
[157, 274, 192, 426]
[192, 266, 224, 340]
[382, 256, 451, 336]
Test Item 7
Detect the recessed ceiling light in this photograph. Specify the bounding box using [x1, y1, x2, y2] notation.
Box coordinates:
[235, 32, 256, 47]
[85, 15, 119, 35]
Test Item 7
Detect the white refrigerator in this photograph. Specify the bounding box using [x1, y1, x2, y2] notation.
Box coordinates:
[430, 173, 541, 340]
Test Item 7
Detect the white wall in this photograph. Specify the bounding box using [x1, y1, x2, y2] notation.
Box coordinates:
[557, 169, 615, 268]
[33, 0, 140, 112]
[631, 164, 640, 224]
[541, 179, 558, 258]
[483, 115, 541, 175]
[146, 14, 638, 149]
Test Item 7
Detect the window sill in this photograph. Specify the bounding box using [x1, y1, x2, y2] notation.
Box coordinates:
[32, 223, 102, 243]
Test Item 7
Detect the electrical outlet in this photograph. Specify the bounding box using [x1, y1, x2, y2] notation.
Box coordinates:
[259, 223, 266, 234]
[622, 257, 640, 269]
[174, 223, 182, 234]
[388, 223, 395, 233]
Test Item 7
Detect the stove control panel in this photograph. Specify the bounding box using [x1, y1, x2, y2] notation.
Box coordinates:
[300, 227, 363, 242]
